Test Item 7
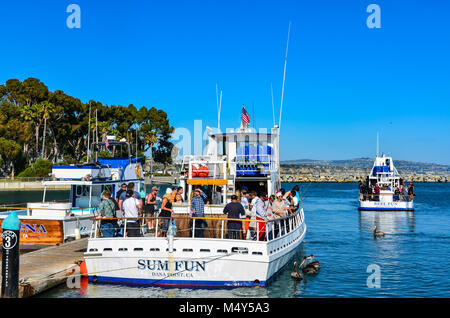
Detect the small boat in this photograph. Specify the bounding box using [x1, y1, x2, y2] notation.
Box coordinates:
[358, 154, 414, 211]
[0, 137, 145, 248]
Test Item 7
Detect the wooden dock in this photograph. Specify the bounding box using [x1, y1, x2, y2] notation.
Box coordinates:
[0, 238, 88, 298]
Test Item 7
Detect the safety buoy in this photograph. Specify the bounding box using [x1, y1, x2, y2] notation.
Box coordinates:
[80, 260, 88, 277]
[198, 165, 209, 178]
[192, 164, 200, 177]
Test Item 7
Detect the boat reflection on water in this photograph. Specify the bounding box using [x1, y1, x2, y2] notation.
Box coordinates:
[359, 210, 415, 235]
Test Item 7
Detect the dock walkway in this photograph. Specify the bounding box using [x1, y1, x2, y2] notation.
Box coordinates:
[0, 238, 88, 298]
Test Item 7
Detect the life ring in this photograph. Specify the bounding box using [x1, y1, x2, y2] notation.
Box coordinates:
[198, 165, 209, 178]
[192, 164, 200, 177]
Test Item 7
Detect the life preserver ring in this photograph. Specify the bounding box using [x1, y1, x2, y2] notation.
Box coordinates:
[198, 165, 209, 178]
[192, 164, 200, 177]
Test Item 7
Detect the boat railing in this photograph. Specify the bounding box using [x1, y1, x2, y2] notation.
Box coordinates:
[235, 155, 275, 174]
[0, 205, 97, 216]
[89, 209, 305, 242]
[359, 192, 415, 202]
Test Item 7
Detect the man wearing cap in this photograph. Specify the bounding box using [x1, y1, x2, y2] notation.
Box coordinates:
[223, 195, 246, 239]
[145, 186, 159, 232]
[190, 188, 208, 238]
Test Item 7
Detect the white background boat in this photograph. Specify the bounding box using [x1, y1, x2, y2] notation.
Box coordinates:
[359, 155, 414, 211]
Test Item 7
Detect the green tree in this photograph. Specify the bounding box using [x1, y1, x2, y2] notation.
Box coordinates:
[0, 137, 25, 179]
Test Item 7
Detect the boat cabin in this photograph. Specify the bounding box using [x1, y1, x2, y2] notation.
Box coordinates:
[177, 126, 280, 209]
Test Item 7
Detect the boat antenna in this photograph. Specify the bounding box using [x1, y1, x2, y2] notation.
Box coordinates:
[271, 82, 276, 127]
[95, 108, 98, 161]
[278, 21, 291, 132]
[216, 83, 223, 132]
[252, 100, 255, 129]
[377, 132, 379, 157]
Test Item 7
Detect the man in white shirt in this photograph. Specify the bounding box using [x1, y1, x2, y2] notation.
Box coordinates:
[122, 190, 142, 237]
[250, 192, 268, 241]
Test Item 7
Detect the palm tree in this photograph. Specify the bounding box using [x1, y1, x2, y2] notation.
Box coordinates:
[39, 101, 55, 159]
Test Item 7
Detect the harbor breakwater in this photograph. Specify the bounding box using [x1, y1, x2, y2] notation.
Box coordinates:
[280, 171, 450, 183]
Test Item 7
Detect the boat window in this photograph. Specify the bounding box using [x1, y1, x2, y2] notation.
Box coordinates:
[231, 247, 248, 254]
[182, 248, 193, 252]
[118, 248, 128, 251]
[200, 249, 210, 253]
[133, 248, 143, 251]
[165, 248, 176, 252]
[89, 248, 98, 252]
[252, 252, 263, 255]
[103, 248, 112, 252]
[150, 248, 160, 252]
[217, 249, 228, 253]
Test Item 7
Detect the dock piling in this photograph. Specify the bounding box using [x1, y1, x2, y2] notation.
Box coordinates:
[1, 211, 21, 298]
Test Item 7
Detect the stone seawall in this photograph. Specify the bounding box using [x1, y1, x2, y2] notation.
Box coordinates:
[0, 181, 70, 191]
[281, 173, 450, 183]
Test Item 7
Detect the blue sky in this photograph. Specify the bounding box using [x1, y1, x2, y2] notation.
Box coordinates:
[1, 0, 449, 164]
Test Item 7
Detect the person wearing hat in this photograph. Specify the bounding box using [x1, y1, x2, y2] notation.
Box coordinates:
[144, 186, 159, 232]
[190, 187, 208, 238]
[272, 191, 288, 237]
[223, 194, 246, 239]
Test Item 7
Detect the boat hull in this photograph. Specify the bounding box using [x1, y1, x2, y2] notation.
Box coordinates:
[358, 199, 414, 211]
[84, 216, 306, 287]
[0, 207, 94, 246]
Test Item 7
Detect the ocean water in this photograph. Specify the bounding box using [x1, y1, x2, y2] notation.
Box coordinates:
[2, 183, 449, 298]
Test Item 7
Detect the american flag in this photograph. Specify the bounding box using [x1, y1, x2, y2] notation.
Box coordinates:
[102, 133, 109, 148]
[241, 105, 250, 126]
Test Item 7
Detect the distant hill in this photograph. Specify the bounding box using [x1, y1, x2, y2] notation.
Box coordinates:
[281, 158, 450, 173]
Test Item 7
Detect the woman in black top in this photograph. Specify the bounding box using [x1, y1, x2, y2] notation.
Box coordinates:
[158, 194, 173, 237]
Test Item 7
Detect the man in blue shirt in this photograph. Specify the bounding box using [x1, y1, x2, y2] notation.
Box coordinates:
[223, 195, 246, 239]
[190, 188, 208, 237]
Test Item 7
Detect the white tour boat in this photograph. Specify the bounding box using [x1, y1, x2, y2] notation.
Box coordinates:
[358, 154, 415, 211]
[0, 137, 145, 247]
[82, 120, 307, 287]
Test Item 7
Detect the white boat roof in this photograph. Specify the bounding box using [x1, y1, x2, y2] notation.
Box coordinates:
[42, 179, 143, 186]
